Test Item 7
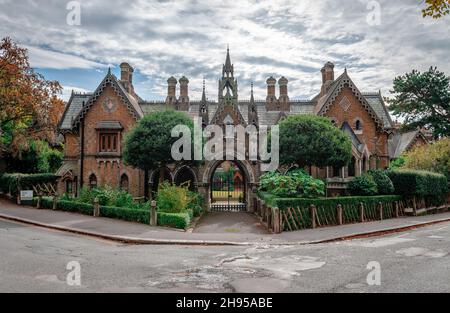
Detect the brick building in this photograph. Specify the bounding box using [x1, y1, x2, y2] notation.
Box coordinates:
[57, 49, 419, 210]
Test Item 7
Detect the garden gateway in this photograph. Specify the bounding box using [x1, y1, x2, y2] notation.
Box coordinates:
[56, 48, 428, 212]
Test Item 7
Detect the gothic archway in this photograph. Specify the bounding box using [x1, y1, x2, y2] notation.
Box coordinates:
[210, 161, 247, 212]
[174, 166, 197, 191]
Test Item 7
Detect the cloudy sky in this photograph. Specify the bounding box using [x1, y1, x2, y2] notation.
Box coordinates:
[0, 0, 449, 101]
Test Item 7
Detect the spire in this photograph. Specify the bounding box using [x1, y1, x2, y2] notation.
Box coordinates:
[223, 45, 234, 77]
[250, 82, 254, 103]
[201, 78, 206, 102]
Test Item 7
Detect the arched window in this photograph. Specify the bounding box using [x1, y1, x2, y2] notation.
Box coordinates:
[331, 119, 337, 127]
[89, 174, 97, 190]
[355, 119, 362, 131]
[174, 167, 196, 191]
[120, 174, 129, 192]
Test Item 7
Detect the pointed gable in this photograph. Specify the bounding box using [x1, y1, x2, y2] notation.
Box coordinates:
[315, 71, 385, 130]
[73, 71, 143, 128]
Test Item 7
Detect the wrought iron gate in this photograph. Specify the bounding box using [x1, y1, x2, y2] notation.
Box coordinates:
[210, 177, 246, 212]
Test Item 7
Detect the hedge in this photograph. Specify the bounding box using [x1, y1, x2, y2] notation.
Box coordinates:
[32, 197, 191, 229]
[158, 210, 192, 229]
[0, 173, 58, 196]
[387, 169, 448, 198]
[100, 206, 150, 224]
[259, 192, 402, 211]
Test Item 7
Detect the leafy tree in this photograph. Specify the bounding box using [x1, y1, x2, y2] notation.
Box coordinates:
[123, 110, 194, 185]
[0, 37, 64, 157]
[278, 115, 352, 168]
[422, 0, 450, 19]
[388, 67, 450, 139]
[389, 155, 407, 170]
[403, 138, 450, 185]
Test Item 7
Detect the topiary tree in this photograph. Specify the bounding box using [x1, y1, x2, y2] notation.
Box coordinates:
[278, 115, 352, 169]
[348, 174, 378, 196]
[368, 169, 395, 195]
[123, 110, 194, 194]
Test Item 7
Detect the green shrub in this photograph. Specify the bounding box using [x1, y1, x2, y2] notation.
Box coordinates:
[259, 170, 325, 198]
[76, 186, 136, 208]
[187, 191, 204, 217]
[156, 183, 189, 213]
[387, 169, 448, 198]
[348, 174, 378, 196]
[368, 169, 395, 195]
[157, 211, 191, 229]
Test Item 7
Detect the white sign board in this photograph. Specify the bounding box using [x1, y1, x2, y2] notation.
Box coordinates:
[20, 190, 34, 201]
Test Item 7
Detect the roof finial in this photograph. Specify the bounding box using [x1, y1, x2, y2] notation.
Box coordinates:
[108, 67, 111, 75]
[201, 77, 206, 102]
[250, 82, 254, 103]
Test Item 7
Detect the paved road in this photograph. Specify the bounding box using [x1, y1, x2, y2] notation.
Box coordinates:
[0, 218, 449, 293]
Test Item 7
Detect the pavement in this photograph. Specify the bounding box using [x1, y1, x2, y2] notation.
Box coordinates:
[1, 217, 449, 292]
[1, 198, 450, 245]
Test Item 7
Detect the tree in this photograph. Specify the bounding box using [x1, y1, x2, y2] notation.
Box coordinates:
[388, 67, 450, 139]
[0, 37, 64, 156]
[123, 110, 194, 186]
[278, 115, 352, 169]
[422, 0, 450, 19]
[403, 138, 450, 185]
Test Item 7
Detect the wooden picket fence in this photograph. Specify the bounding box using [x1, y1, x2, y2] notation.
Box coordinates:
[254, 196, 449, 233]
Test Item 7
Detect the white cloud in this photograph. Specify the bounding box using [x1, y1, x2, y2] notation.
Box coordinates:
[61, 85, 90, 101]
[0, 0, 448, 100]
[26, 45, 106, 70]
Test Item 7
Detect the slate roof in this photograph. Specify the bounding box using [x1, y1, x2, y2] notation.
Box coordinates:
[388, 130, 427, 158]
[59, 93, 92, 131]
[363, 92, 393, 129]
[59, 68, 393, 133]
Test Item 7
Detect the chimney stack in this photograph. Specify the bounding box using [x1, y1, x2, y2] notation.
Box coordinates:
[166, 76, 178, 105]
[266, 76, 277, 102]
[278, 76, 289, 111]
[320, 62, 335, 96]
[120, 62, 134, 94]
[178, 76, 189, 110]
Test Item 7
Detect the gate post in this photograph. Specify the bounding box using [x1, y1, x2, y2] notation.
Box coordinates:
[93, 198, 100, 217]
[150, 200, 157, 226]
[394, 201, 399, 218]
[336, 204, 343, 225]
[272, 207, 282, 234]
[378, 202, 383, 220]
[310, 204, 317, 229]
[359, 202, 365, 222]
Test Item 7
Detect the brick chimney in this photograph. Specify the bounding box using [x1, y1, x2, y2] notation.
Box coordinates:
[320, 62, 334, 96]
[178, 76, 189, 110]
[120, 62, 134, 94]
[278, 76, 289, 110]
[166, 76, 177, 106]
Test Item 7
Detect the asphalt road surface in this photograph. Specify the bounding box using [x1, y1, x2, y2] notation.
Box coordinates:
[0, 218, 449, 293]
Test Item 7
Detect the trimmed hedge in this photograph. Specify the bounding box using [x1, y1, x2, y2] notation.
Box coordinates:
[100, 206, 150, 224]
[158, 211, 192, 229]
[0, 173, 58, 196]
[32, 197, 191, 229]
[387, 169, 448, 198]
[259, 192, 402, 211]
